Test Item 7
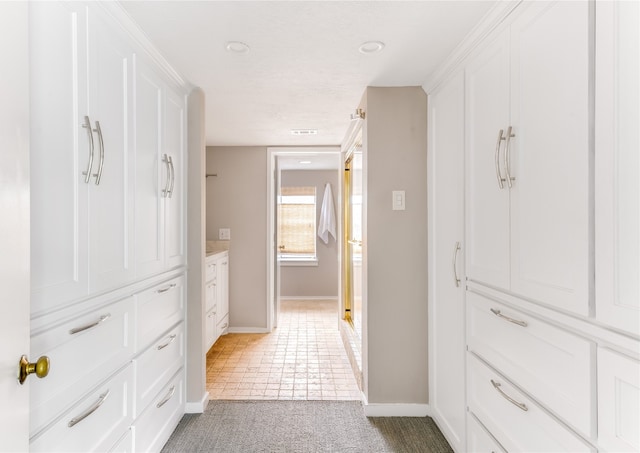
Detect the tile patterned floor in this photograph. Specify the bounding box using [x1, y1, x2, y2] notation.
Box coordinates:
[206, 299, 361, 401]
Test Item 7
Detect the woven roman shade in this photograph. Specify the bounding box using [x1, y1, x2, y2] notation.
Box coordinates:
[278, 186, 316, 255]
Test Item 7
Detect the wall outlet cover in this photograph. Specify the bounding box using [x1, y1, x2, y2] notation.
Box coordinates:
[219, 228, 231, 240]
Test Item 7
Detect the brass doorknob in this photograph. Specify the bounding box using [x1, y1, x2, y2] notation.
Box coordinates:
[18, 355, 50, 385]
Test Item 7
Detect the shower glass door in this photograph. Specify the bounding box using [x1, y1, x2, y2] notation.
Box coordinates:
[343, 132, 363, 339]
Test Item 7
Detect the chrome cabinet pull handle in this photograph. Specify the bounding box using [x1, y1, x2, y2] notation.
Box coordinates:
[490, 308, 527, 327]
[491, 380, 528, 411]
[167, 155, 175, 198]
[69, 314, 111, 335]
[92, 121, 105, 185]
[68, 390, 110, 427]
[162, 154, 171, 198]
[504, 126, 516, 188]
[452, 241, 461, 287]
[157, 334, 177, 350]
[157, 283, 177, 294]
[495, 129, 506, 189]
[81, 116, 95, 184]
[222, 323, 228, 329]
[156, 385, 176, 408]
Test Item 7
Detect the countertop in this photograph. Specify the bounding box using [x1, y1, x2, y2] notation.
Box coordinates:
[206, 240, 230, 257]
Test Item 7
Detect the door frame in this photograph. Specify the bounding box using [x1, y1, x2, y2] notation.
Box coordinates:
[266, 147, 341, 332]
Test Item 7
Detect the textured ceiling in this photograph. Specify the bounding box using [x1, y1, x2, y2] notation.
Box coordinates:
[121, 1, 495, 147]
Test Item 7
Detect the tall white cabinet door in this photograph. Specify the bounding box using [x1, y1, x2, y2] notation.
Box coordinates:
[465, 32, 511, 290]
[134, 60, 165, 278]
[87, 12, 135, 292]
[30, 2, 90, 314]
[428, 72, 466, 453]
[595, 0, 640, 334]
[509, 1, 590, 315]
[164, 88, 186, 269]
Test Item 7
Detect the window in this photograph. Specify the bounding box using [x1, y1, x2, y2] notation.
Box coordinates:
[278, 186, 316, 263]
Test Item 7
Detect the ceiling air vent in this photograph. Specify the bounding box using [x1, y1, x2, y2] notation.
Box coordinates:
[290, 129, 318, 136]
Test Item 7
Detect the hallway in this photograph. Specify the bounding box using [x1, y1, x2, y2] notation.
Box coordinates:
[206, 299, 361, 400]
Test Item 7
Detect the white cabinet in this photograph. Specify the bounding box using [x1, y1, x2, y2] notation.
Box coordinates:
[30, 2, 135, 315]
[597, 348, 640, 452]
[134, 59, 186, 278]
[427, 71, 466, 453]
[465, 1, 590, 316]
[205, 252, 229, 352]
[595, 0, 640, 335]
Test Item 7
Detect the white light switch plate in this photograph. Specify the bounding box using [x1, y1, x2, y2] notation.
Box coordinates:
[392, 190, 406, 211]
[219, 228, 231, 240]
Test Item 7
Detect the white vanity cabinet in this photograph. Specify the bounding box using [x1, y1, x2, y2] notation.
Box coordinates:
[205, 251, 229, 352]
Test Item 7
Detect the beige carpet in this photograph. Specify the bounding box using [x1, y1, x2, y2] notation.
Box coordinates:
[161, 400, 453, 452]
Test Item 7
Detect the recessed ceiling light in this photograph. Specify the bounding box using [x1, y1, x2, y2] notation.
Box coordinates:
[299, 160, 312, 165]
[225, 41, 250, 54]
[290, 129, 318, 136]
[358, 41, 385, 54]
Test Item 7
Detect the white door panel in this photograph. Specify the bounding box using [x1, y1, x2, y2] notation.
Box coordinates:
[428, 71, 466, 452]
[465, 32, 511, 290]
[509, 0, 590, 315]
[0, 2, 30, 449]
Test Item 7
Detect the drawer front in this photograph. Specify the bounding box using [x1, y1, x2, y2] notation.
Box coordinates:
[135, 323, 185, 417]
[31, 364, 134, 452]
[597, 348, 640, 452]
[205, 258, 217, 282]
[30, 297, 135, 435]
[468, 354, 594, 452]
[136, 275, 185, 352]
[134, 369, 184, 453]
[217, 313, 229, 336]
[205, 279, 217, 312]
[467, 413, 506, 453]
[467, 292, 594, 436]
[206, 308, 217, 351]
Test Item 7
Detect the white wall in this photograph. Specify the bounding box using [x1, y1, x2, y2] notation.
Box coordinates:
[280, 169, 340, 299]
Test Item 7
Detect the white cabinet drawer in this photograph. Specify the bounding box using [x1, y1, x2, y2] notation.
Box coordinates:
[135, 323, 184, 417]
[205, 278, 217, 312]
[217, 313, 229, 336]
[467, 413, 505, 453]
[467, 292, 594, 436]
[205, 258, 217, 282]
[134, 369, 184, 453]
[205, 308, 217, 352]
[597, 348, 640, 452]
[30, 297, 135, 435]
[468, 354, 594, 452]
[136, 275, 184, 352]
[31, 364, 134, 452]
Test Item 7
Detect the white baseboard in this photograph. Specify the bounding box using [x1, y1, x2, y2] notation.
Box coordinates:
[279, 296, 338, 301]
[185, 392, 209, 413]
[227, 327, 270, 334]
[362, 394, 431, 417]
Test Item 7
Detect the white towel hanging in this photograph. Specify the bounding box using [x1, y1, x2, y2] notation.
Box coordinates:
[317, 183, 336, 245]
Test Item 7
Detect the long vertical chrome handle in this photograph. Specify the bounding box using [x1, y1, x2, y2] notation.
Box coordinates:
[81, 116, 95, 184]
[92, 121, 105, 185]
[167, 155, 175, 198]
[452, 241, 461, 287]
[491, 380, 528, 411]
[495, 129, 505, 189]
[162, 154, 170, 198]
[504, 126, 516, 188]
[68, 390, 110, 427]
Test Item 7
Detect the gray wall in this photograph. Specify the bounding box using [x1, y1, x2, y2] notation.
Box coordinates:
[280, 169, 340, 299]
[206, 146, 268, 330]
[362, 87, 429, 405]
